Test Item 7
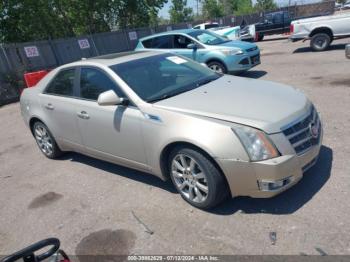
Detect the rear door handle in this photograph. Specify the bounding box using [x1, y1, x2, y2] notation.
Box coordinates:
[45, 103, 54, 110]
[77, 111, 90, 119]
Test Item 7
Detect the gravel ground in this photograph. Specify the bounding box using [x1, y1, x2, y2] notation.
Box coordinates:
[0, 37, 350, 258]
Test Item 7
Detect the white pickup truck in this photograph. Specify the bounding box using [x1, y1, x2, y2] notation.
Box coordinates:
[290, 13, 350, 51]
[193, 22, 255, 41]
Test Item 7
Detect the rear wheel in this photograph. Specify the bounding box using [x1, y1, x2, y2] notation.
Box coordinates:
[310, 33, 331, 52]
[169, 146, 229, 209]
[256, 33, 264, 42]
[207, 61, 227, 74]
[32, 121, 62, 159]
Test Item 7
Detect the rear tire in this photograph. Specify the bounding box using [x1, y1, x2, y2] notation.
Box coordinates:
[310, 33, 331, 52]
[32, 121, 63, 159]
[257, 33, 264, 41]
[168, 146, 229, 209]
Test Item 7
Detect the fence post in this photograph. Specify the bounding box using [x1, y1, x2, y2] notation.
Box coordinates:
[48, 37, 60, 67]
[90, 34, 100, 56]
[0, 44, 13, 72]
[124, 30, 132, 51]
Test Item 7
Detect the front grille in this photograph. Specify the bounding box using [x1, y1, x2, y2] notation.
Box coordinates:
[246, 46, 258, 52]
[250, 54, 260, 65]
[239, 58, 250, 65]
[282, 106, 321, 155]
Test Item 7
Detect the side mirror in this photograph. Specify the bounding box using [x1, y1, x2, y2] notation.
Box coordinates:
[187, 43, 198, 50]
[346, 44, 350, 59]
[97, 90, 126, 106]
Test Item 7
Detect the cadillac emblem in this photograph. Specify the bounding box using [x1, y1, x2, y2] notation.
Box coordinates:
[309, 122, 319, 139]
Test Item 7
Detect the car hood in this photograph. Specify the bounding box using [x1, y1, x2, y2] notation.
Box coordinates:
[153, 75, 310, 134]
[216, 40, 258, 51]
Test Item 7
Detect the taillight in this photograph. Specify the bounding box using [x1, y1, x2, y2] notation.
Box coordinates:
[290, 24, 294, 33]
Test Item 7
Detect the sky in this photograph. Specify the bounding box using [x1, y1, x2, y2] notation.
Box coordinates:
[159, 0, 322, 18]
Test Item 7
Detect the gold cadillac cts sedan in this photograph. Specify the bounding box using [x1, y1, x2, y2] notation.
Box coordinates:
[20, 51, 322, 209]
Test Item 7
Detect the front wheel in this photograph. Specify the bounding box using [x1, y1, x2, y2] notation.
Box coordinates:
[169, 146, 229, 209]
[207, 61, 227, 74]
[310, 33, 331, 52]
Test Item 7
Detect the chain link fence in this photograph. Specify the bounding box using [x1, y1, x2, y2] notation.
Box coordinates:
[0, 0, 335, 106]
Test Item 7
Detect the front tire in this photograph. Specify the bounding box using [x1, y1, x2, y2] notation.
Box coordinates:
[168, 146, 229, 209]
[207, 61, 227, 74]
[32, 121, 62, 159]
[310, 33, 331, 52]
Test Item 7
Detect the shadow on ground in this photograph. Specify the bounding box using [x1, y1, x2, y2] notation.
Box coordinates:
[60, 153, 177, 194]
[259, 36, 289, 42]
[293, 44, 346, 53]
[210, 145, 333, 215]
[239, 70, 267, 79]
[60, 145, 332, 215]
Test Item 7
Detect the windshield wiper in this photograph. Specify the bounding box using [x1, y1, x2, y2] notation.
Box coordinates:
[147, 94, 171, 103]
[196, 77, 219, 87]
[148, 87, 196, 103]
[148, 77, 220, 103]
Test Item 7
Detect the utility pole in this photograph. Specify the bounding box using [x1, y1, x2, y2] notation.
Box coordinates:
[196, 0, 200, 16]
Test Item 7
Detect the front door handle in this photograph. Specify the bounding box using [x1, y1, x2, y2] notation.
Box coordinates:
[44, 103, 54, 110]
[77, 111, 90, 119]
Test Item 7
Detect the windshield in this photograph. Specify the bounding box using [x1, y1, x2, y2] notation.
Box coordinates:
[110, 53, 221, 103]
[188, 30, 230, 45]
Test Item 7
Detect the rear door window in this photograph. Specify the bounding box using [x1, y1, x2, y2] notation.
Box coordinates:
[273, 13, 283, 24]
[142, 35, 173, 49]
[142, 38, 153, 48]
[45, 69, 75, 97]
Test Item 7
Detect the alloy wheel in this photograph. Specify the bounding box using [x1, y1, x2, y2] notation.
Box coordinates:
[314, 36, 327, 49]
[171, 154, 209, 203]
[209, 64, 223, 74]
[34, 124, 53, 156]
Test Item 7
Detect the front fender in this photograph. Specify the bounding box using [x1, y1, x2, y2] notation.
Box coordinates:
[202, 51, 227, 65]
[139, 106, 249, 178]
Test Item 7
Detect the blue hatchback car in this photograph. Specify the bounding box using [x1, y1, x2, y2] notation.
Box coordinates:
[135, 29, 260, 74]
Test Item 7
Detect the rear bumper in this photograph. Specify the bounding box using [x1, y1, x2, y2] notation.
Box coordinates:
[289, 33, 308, 42]
[217, 127, 323, 198]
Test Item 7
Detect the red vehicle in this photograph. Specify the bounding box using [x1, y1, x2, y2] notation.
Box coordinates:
[23, 70, 50, 88]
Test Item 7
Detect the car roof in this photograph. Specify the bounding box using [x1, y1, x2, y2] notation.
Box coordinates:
[59, 50, 163, 68]
[139, 29, 198, 41]
[195, 22, 219, 26]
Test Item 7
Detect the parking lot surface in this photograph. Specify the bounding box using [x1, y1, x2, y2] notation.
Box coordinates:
[0, 37, 350, 256]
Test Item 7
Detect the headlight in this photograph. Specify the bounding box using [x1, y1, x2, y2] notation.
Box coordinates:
[221, 49, 244, 56]
[232, 125, 279, 161]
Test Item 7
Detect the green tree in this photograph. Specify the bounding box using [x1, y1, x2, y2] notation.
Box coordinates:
[202, 0, 224, 19]
[169, 0, 193, 23]
[116, 0, 168, 28]
[254, 0, 277, 12]
[0, 0, 167, 43]
[219, 0, 254, 15]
